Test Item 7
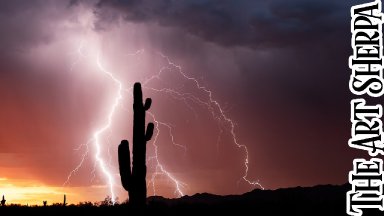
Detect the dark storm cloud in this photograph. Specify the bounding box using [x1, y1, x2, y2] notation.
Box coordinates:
[0, 0, 78, 73]
[95, 0, 357, 48]
[93, 0, 358, 111]
[0, 0, 95, 61]
[0, 1, 58, 51]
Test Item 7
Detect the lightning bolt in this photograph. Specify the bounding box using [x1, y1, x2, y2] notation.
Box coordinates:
[64, 37, 263, 204]
[147, 111, 187, 196]
[64, 40, 122, 203]
[92, 51, 123, 203]
[65, 41, 188, 202]
[143, 53, 264, 190]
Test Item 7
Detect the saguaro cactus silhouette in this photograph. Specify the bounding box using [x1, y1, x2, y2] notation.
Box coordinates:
[1, 195, 5, 206]
[119, 82, 154, 207]
[63, 194, 67, 206]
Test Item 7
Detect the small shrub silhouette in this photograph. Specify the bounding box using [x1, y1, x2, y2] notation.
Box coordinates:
[118, 82, 154, 207]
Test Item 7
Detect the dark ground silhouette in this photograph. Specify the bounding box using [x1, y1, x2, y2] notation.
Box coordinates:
[0, 184, 381, 216]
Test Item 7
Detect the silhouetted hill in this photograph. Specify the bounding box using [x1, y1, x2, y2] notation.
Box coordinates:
[146, 184, 352, 215]
[0, 184, 381, 215]
[146, 184, 383, 215]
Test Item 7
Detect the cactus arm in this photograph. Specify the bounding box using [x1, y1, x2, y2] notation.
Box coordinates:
[145, 123, 154, 141]
[144, 98, 152, 110]
[118, 140, 131, 192]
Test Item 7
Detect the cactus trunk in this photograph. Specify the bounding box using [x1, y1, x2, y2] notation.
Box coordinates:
[118, 82, 154, 207]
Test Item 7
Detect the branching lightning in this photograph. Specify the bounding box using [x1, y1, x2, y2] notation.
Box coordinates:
[64, 34, 263, 204]
[91, 51, 123, 203]
[143, 53, 264, 190]
[147, 111, 187, 197]
[64, 41, 123, 203]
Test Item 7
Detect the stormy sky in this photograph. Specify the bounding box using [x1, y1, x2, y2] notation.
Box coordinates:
[0, 0, 366, 204]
